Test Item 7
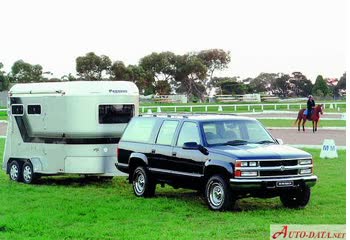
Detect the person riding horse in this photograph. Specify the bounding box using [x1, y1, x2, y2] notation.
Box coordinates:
[306, 95, 315, 120]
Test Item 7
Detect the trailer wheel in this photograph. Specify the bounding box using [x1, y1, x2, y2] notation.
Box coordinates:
[22, 161, 37, 184]
[9, 160, 22, 182]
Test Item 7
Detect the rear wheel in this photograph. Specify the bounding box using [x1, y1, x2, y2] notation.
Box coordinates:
[22, 161, 37, 184]
[205, 175, 234, 211]
[132, 166, 156, 197]
[280, 185, 311, 208]
[9, 161, 22, 182]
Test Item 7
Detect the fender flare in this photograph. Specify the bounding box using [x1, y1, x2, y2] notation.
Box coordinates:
[204, 159, 235, 177]
[128, 152, 148, 166]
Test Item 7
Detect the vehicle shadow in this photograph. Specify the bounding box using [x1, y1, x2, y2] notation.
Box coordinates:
[33, 176, 116, 187]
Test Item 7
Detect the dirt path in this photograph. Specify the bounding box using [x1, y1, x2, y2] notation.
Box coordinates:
[268, 128, 346, 146]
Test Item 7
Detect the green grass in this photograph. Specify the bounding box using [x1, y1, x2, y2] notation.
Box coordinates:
[0, 139, 345, 239]
[259, 119, 346, 128]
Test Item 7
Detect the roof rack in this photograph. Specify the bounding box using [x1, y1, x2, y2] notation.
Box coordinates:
[138, 112, 238, 118]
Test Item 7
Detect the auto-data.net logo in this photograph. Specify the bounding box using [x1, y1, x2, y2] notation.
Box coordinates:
[270, 225, 346, 239]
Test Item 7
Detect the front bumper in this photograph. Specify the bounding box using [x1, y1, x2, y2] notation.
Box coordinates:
[230, 175, 317, 190]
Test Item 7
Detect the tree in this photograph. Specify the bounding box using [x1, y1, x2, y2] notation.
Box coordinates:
[335, 73, 346, 96]
[213, 77, 247, 95]
[61, 73, 76, 81]
[271, 74, 290, 97]
[312, 75, 330, 97]
[174, 54, 207, 101]
[197, 49, 231, 91]
[125, 65, 155, 95]
[250, 73, 278, 93]
[110, 61, 128, 80]
[76, 52, 111, 80]
[289, 72, 313, 97]
[0, 63, 9, 90]
[10, 60, 43, 83]
[155, 80, 171, 95]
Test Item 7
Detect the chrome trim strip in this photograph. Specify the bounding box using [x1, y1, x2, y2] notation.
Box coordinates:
[237, 157, 312, 161]
[230, 175, 317, 183]
[149, 167, 203, 178]
[235, 164, 313, 171]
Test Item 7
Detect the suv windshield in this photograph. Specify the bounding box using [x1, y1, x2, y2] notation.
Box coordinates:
[202, 119, 275, 146]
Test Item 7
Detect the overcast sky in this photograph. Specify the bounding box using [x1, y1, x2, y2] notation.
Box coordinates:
[0, 0, 346, 81]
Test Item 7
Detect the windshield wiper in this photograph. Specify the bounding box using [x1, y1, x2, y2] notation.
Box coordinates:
[254, 140, 276, 144]
[225, 140, 248, 146]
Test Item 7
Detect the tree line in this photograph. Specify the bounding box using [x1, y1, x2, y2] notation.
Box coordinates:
[0, 50, 346, 101]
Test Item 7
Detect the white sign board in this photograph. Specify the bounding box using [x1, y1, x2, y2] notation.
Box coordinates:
[320, 139, 338, 159]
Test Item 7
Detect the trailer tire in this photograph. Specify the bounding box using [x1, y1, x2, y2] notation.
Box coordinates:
[22, 161, 37, 184]
[9, 160, 23, 182]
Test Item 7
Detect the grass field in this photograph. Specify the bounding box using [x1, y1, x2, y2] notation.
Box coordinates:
[259, 119, 346, 128]
[0, 139, 345, 239]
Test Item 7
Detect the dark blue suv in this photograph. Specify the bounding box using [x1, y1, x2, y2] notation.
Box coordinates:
[116, 114, 317, 211]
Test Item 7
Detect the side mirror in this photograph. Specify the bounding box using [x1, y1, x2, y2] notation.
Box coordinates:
[276, 138, 284, 145]
[183, 142, 209, 155]
[182, 142, 200, 150]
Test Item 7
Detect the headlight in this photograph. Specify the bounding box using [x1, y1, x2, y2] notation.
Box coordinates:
[241, 171, 258, 177]
[236, 161, 257, 167]
[249, 161, 257, 167]
[299, 159, 312, 165]
[300, 168, 312, 175]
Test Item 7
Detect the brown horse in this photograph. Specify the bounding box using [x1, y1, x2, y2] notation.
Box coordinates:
[295, 104, 324, 133]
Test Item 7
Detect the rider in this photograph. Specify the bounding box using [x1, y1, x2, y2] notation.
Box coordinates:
[306, 95, 315, 120]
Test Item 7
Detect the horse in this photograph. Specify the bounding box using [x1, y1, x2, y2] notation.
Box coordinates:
[294, 104, 324, 133]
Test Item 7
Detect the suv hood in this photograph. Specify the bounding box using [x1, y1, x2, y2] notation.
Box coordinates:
[208, 144, 311, 160]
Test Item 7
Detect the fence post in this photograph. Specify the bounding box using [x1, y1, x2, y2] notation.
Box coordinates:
[205, 106, 208, 112]
[142, 107, 144, 113]
[190, 106, 193, 112]
[234, 105, 237, 111]
[248, 105, 250, 111]
[261, 105, 264, 111]
[174, 106, 177, 112]
[274, 104, 277, 110]
[299, 104, 302, 109]
[287, 104, 290, 110]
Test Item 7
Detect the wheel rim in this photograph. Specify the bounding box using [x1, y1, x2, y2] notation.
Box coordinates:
[10, 164, 19, 180]
[209, 182, 225, 207]
[23, 165, 32, 182]
[134, 171, 145, 194]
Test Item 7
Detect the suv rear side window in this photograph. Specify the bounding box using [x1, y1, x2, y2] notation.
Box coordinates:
[121, 118, 158, 143]
[177, 122, 200, 147]
[99, 104, 134, 124]
[156, 120, 179, 145]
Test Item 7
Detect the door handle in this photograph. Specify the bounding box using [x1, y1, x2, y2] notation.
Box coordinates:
[151, 149, 156, 154]
[172, 152, 177, 157]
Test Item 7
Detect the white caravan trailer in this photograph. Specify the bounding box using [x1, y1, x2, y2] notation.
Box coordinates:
[2, 81, 139, 183]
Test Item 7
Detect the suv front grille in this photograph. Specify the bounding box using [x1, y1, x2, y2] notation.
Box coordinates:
[259, 169, 299, 177]
[259, 160, 298, 167]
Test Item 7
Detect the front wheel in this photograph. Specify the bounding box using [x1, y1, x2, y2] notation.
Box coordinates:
[9, 161, 22, 182]
[280, 185, 311, 208]
[22, 162, 38, 184]
[132, 166, 156, 198]
[205, 175, 234, 211]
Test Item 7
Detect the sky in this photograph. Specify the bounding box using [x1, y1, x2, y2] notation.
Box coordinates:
[0, 0, 347, 82]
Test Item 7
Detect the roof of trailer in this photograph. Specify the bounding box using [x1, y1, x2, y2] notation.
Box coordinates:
[9, 81, 139, 96]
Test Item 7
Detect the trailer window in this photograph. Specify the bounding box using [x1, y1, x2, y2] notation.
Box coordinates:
[11, 105, 24, 116]
[99, 104, 134, 124]
[28, 105, 41, 115]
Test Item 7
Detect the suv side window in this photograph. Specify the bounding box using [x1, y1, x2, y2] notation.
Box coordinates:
[121, 118, 158, 143]
[177, 122, 200, 147]
[156, 120, 179, 145]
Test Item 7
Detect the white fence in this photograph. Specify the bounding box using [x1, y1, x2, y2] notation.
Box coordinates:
[140, 102, 346, 113]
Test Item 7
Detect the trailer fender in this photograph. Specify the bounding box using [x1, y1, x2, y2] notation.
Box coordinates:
[30, 158, 43, 172]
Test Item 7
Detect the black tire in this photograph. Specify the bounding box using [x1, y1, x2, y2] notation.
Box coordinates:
[22, 161, 37, 184]
[8, 160, 22, 182]
[280, 185, 311, 208]
[132, 166, 156, 198]
[205, 175, 234, 211]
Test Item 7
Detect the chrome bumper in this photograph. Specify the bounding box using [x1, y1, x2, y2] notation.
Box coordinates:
[229, 175, 318, 189]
